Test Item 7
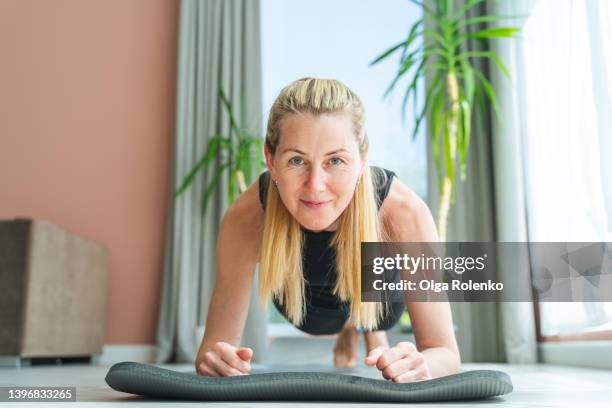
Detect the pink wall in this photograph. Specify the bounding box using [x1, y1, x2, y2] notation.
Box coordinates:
[0, 0, 179, 344]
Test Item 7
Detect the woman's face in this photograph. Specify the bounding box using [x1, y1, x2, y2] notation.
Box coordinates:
[265, 113, 365, 232]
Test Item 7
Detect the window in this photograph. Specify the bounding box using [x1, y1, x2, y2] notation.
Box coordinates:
[521, 0, 612, 341]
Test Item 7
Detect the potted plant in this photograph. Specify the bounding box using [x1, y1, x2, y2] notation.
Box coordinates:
[371, 0, 521, 240]
[174, 88, 265, 215]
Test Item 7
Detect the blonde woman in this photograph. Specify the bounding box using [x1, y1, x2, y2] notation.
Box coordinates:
[195, 78, 460, 383]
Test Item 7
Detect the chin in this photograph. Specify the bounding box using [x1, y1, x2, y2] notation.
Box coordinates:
[296, 216, 332, 232]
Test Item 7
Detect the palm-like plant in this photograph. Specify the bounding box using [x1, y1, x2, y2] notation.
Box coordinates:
[174, 87, 265, 215]
[371, 0, 520, 240]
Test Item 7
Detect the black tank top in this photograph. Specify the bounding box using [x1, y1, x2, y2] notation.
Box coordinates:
[258, 166, 397, 311]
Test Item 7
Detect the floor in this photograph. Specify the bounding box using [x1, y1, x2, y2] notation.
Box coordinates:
[1, 337, 612, 407]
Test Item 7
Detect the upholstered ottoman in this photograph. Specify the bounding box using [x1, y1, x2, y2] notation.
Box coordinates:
[0, 218, 108, 366]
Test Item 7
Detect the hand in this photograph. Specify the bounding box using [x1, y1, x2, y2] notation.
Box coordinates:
[364, 341, 432, 383]
[196, 341, 253, 377]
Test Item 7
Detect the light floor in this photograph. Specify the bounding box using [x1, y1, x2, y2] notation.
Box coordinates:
[1, 337, 611, 407]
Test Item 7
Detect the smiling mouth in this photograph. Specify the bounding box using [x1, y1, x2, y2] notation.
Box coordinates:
[301, 200, 330, 208]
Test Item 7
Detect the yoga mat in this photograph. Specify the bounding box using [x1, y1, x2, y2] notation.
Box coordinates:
[105, 361, 512, 402]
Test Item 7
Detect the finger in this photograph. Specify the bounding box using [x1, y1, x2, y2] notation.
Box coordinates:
[380, 357, 416, 381]
[218, 343, 251, 373]
[237, 347, 253, 363]
[197, 361, 219, 377]
[203, 351, 245, 377]
[392, 365, 432, 383]
[376, 342, 416, 371]
[213, 342, 249, 372]
[365, 348, 382, 365]
[364, 346, 387, 366]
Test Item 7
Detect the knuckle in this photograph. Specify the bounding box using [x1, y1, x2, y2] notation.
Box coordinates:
[228, 356, 241, 368]
[224, 366, 241, 377]
[383, 367, 396, 379]
[203, 351, 215, 364]
[213, 342, 226, 352]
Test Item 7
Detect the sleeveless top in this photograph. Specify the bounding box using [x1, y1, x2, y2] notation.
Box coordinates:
[258, 166, 397, 313]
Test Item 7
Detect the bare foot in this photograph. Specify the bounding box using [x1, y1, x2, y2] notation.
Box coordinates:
[364, 330, 390, 355]
[333, 320, 359, 367]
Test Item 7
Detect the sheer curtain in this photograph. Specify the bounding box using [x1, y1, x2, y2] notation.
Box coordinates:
[520, 0, 612, 336]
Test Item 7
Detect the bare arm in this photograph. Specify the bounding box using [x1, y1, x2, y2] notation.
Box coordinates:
[378, 178, 461, 379]
[195, 181, 264, 374]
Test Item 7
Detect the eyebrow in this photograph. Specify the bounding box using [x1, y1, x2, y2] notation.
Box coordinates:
[280, 148, 351, 155]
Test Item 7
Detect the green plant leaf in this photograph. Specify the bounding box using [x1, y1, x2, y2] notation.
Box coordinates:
[459, 98, 471, 180]
[238, 135, 263, 184]
[458, 14, 528, 30]
[423, 28, 452, 50]
[454, 109, 463, 204]
[467, 26, 519, 40]
[370, 40, 406, 66]
[430, 87, 445, 162]
[201, 163, 230, 216]
[421, 46, 451, 61]
[409, 0, 437, 16]
[401, 58, 427, 123]
[458, 50, 510, 78]
[228, 168, 236, 203]
[459, 58, 476, 106]
[473, 69, 501, 119]
[431, 85, 445, 137]
[399, 19, 424, 63]
[174, 136, 230, 198]
[411, 70, 443, 141]
[439, 0, 452, 17]
[443, 115, 454, 194]
[384, 58, 418, 98]
[452, 0, 484, 20]
[402, 62, 448, 125]
[219, 87, 241, 141]
[473, 79, 488, 133]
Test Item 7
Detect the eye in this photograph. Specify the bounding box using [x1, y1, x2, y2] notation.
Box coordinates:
[329, 157, 344, 166]
[289, 157, 304, 166]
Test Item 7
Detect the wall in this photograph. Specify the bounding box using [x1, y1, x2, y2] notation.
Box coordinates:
[0, 0, 179, 345]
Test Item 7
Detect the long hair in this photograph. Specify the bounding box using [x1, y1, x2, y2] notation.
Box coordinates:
[258, 78, 389, 330]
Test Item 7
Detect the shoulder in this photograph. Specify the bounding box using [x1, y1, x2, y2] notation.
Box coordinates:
[379, 177, 439, 242]
[221, 178, 264, 252]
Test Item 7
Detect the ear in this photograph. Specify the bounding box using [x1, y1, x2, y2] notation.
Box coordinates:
[263, 142, 276, 180]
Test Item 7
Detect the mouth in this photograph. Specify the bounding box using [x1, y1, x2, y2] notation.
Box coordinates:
[300, 200, 330, 208]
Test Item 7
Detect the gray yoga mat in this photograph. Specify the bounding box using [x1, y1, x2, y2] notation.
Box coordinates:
[105, 361, 513, 402]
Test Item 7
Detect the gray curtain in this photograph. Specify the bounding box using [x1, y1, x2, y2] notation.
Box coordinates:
[156, 0, 267, 364]
[425, 0, 537, 363]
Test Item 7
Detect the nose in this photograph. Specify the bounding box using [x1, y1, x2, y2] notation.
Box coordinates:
[305, 167, 326, 194]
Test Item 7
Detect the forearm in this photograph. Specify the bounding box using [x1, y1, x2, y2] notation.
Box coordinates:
[421, 346, 461, 378]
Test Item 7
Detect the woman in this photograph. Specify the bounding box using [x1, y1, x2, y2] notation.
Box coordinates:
[196, 78, 460, 383]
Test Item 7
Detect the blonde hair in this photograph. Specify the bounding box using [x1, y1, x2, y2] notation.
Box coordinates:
[259, 78, 389, 330]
